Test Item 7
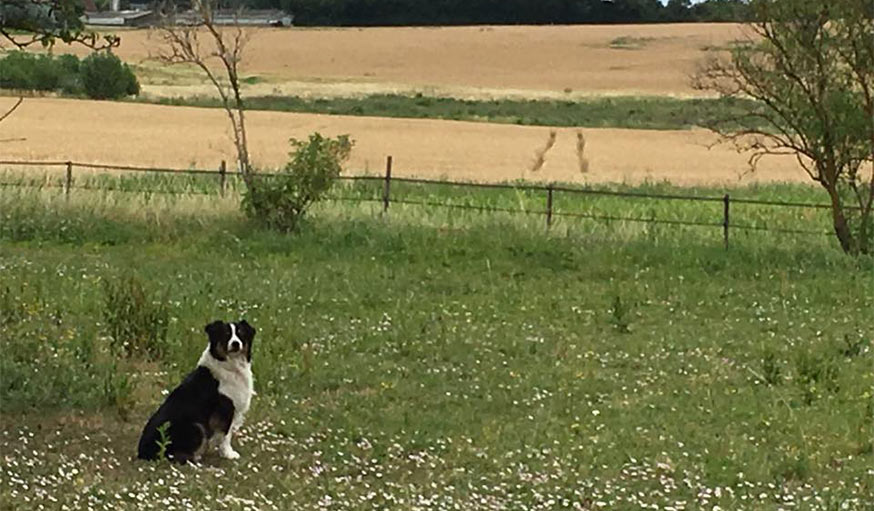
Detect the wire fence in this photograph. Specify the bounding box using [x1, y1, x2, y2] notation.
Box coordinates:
[0, 157, 843, 248]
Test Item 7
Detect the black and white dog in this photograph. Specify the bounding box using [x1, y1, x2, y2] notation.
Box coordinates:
[137, 320, 256, 463]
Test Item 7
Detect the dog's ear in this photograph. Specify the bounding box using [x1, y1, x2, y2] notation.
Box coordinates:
[204, 320, 226, 340]
[237, 319, 256, 342]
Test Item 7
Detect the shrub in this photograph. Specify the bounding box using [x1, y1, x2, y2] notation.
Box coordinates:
[80, 52, 140, 100]
[242, 133, 353, 231]
[0, 51, 62, 91]
[102, 274, 169, 359]
[0, 51, 138, 97]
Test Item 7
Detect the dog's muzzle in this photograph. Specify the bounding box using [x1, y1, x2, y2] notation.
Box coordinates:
[229, 340, 242, 353]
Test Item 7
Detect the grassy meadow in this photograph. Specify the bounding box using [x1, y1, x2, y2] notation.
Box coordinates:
[1, 172, 872, 510]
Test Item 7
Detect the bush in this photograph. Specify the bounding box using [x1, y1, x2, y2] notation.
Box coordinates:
[0, 51, 62, 91]
[102, 274, 169, 359]
[0, 50, 138, 98]
[242, 133, 354, 231]
[80, 52, 140, 100]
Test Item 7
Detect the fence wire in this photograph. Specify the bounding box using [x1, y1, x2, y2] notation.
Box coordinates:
[0, 159, 849, 240]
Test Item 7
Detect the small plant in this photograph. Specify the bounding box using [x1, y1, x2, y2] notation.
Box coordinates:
[80, 52, 140, 100]
[242, 133, 353, 232]
[795, 349, 840, 404]
[102, 274, 169, 358]
[155, 421, 172, 460]
[608, 294, 633, 333]
[761, 349, 782, 386]
[102, 362, 134, 419]
[840, 334, 870, 359]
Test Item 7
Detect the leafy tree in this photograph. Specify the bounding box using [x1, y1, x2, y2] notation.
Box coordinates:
[0, 0, 118, 50]
[694, 0, 873, 255]
[80, 52, 140, 99]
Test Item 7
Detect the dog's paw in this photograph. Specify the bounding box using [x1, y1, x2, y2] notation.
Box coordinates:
[220, 448, 241, 460]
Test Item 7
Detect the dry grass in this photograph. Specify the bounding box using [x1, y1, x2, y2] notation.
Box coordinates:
[528, 130, 557, 173]
[50, 23, 747, 99]
[0, 97, 808, 186]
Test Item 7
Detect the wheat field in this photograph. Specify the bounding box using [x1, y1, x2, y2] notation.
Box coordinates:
[61, 23, 747, 99]
[1, 97, 805, 185]
[2, 23, 807, 185]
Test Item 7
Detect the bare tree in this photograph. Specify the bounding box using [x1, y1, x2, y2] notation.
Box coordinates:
[152, 0, 254, 189]
[693, 0, 873, 255]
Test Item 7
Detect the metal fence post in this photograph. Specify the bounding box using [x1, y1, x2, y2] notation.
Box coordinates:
[723, 193, 730, 249]
[65, 161, 73, 200]
[546, 184, 554, 229]
[219, 160, 227, 197]
[383, 155, 392, 213]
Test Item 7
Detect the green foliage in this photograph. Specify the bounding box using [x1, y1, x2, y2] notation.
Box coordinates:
[242, 133, 353, 231]
[102, 274, 169, 359]
[0, 50, 138, 98]
[0, 50, 80, 94]
[153, 93, 763, 131]
[155, 421, 173, 460]
[80, 52, 140, 100]
[0, 0, 119, 49]
[280, 0, 750, 25]
[695, 0, 874, 255]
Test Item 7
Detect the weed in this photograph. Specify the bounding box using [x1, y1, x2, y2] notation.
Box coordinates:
[795, 349, 841, 404]
[155, 421, 172, 460]
[761, 348, 782, 386]
[840, 333, 870, 358]
[608, 294, 633, 333]
[102, 274, 170, 359]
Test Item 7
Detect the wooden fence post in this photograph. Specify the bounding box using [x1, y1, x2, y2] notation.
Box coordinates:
[383, 155, 392, 213]
[723, 193, 730, 249]
[219, 160, 227, 197]
[65, 161, 72, 200]
[546, 184, 554, 229]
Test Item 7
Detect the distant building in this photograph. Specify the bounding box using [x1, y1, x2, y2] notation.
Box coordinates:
[174, 9, 294, 27]
[83, 8, 293, 28]
[83, 9, 158, 27]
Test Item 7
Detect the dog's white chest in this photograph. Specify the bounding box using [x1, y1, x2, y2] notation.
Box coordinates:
[218, 364, 253, 417]
[198, 348, 254, 425]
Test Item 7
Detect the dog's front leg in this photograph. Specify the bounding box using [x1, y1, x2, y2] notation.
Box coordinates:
[217, 431, 240, 459]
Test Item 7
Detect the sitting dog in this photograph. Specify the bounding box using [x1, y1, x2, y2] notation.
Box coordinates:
[137, 320, 256, 463]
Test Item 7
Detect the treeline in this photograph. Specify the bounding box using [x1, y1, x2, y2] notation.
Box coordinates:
[238, 0, 751, 26]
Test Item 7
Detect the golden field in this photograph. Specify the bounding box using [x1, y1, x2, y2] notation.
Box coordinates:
[1, 97, 805, 185]
[60, 23, 749, 99]
[3, 23, 809, 185]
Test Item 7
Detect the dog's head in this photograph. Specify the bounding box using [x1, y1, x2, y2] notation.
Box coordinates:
[204, 320, 256, 362]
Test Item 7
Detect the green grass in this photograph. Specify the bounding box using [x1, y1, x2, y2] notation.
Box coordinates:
[142, 93, 763, 130]
[1, 177, 872, 510]
[608, 36, 655, 50]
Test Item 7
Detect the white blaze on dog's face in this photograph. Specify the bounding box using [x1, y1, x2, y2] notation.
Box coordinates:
[204, 320, 256, 362]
